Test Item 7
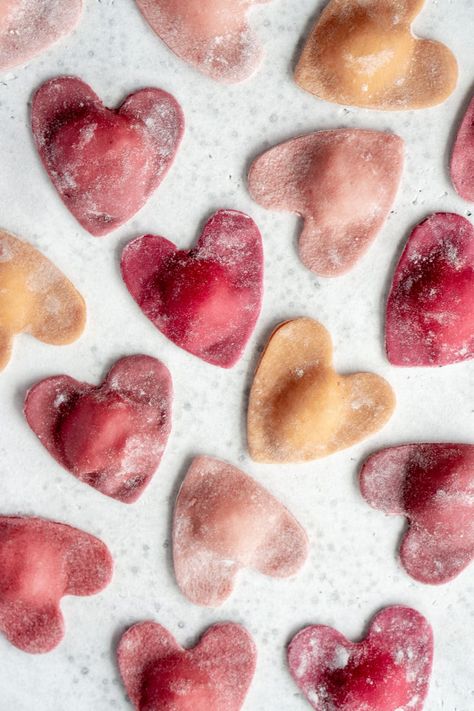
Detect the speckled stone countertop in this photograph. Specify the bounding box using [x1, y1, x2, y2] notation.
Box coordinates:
[0, 1, 473, 709]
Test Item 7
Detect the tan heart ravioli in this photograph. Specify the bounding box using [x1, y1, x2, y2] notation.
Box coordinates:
[295, 0, 458, 110]
[248, 319, 395, 463]
[0, 230, 86, 371]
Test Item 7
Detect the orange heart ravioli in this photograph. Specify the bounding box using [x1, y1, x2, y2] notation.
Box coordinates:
[248, 319, 395, 463]
[295, 0, 458, 110]
[0, 230, 86, 370]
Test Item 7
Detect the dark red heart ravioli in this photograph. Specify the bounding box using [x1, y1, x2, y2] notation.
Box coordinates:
[0, 516, 112, 654]
[360, 443, 474, 584]
[117, 621, 256, 711]
[31, 76, 184, 236]
[121, 209, 264, 368]
[288, 606, 433, 711]
[24, 355, 172, 503]
[386, 212, 474, 366]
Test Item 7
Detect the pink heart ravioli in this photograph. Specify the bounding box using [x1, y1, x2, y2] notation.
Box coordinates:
[0, 516, 112, 654]
[386, 212, 474, 367]
[31, 76, 184, 237]
[121, 210, 264, 368]
[24, 355, 172, 504]
[451, 94, 474, 202]
[360, 443, 474, 584]
[117, 621, 256, 711]
[173, 456, 308, 606]
[0, 0, 82, 73]
[248, 129, 404, 277]
[135, 0, 271, 83]
[288, 606, 433, 711]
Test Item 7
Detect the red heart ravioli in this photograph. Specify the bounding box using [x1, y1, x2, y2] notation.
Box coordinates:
[135, 0, 271, 83]
[121, 210, 263, 368]
[173, 456, 308, 606]
[248, 129, 404, 276]
[0, 516, 112, 654]
[117, 621, 256, 711]
[0, 1, 82, 73]
[31, 76, 184, 237]
[451, 94, 474, 202]
[386, 213, 474, 367]
[360, 443, 474, 584]
[24, 355, 172, 503]
[288, 606, 433, 711]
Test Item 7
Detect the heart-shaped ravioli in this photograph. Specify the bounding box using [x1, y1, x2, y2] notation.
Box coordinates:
[135, 0, 271, 83]
[288, 606, 433, 711]
[360, 443, 474, 584]
[0, 229, 85, 371]
[386, 213, 474, 367]
[248, 129, 404, 277]
[0, 0, 82, 73]
[173, 456, 308, 606]
[121, 210, 263, 368]
[295, 0, 458, 110]
[31, 76, 184, 236]
[0, 516, 112, 654]
[451, 94, 474, 202]
[24, 355, 172, 503]
[117, 621, 256, 711]
[248, 319, 395, 463]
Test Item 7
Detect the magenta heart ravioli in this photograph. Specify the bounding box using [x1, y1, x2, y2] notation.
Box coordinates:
[31, 76, 184, 236]
[0, 516, 112, 653]
[451, 94, 474, 202]
[360, 443, 474, 584]
[288, 606, 433, 711]
[386, 212, 474, 366]
[0, 1, 82, 73]
[24, 355, 172, 503]
[117, 621, 256, 711]
[121, 209, 264, 368]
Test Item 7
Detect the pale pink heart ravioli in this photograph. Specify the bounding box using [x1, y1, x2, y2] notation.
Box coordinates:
[360, 443, 474, 584]
[248, 130, 404, 277]
[0, 516, 112, 653]
[0, 0, 82, 73]
[451, 95, 474, 202]
[135, 0, 271, 83]
[31, 76, 184, 236]
[288, 606, 433, 711]
[24, 355, 172, 504]
[121, 210, 263, 368]
[173, 456, 308, 606]
[117, 621, 256, 711]
[386, 213, 474, 367]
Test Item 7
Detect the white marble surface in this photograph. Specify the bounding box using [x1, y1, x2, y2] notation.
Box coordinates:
[0, 0, 473, 709]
